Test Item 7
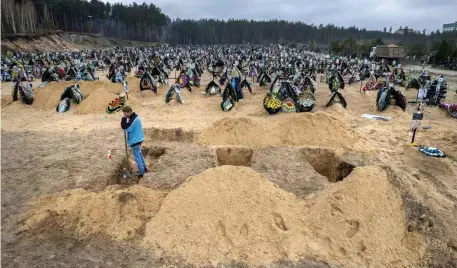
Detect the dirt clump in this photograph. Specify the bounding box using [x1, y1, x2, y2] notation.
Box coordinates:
[144, 146, 166, 158]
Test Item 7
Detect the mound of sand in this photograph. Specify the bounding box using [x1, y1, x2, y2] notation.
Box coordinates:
[31, 81, 139, 113]
[124, 94, 141, 108]
[32, 84, 66, 110]
[21, 186, 167, 241]
[197, 112, 358, 149]
[126, 76, 141, 93]
[78, 80, 123, 95]
[324, 103, 351, 120]
[143, 165, 424, 267]
[76, 87, 117, 114]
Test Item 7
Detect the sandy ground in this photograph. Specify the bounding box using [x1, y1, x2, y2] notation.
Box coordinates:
[1, 68, 457, 267]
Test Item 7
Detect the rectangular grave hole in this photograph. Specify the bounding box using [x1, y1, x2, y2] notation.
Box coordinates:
[216, 147, 253, 167]
[300, 148, 354, 183]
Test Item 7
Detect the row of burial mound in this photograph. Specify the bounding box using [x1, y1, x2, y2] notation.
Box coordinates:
[21, 165, 424, 267]
[29, 80, 141, 114]
[1, 76, 142, 113]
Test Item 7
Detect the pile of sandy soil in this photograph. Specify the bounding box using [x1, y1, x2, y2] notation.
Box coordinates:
[78, 80, 123, 95]
[197, 112, 359, 149]
[32, 84, 67, 110]
[21, 165, 424, 266]
[324, 103, 351, 120]
[126, 76, 141, 93]
[10, 79, 140, 114]
[31, 80, 138, 112]
[76, 87, 117, 114]
[143, 165, 424, 267]
[124, 94, 142, 109]
[21, 186, 167, 241]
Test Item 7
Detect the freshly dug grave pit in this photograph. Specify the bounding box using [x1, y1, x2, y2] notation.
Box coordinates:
[300, 147, 355, 183]
[138, 144, 328, 196]
[250, 147, 329, 197]
[143, 165, 425, 267]
[106, 155, 139, 186]
[216, 147, 253, 166]
[139, 144, 216, 190]
[197, 112, 360, 149]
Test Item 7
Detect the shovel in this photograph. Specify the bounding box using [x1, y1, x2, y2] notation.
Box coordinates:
[114, 132, 133, 185]
[124, 132, 129, 160]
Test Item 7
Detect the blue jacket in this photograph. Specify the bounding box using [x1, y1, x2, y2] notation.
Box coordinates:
[121, 113, 144, 147]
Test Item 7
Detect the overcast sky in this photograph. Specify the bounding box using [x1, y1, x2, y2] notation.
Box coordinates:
[104, 0, 456, 33]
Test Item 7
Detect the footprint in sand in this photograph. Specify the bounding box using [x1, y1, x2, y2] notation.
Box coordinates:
[273, 213, 288, 231]
[239, 223, 249, 237]
[331, 203, 344, 216]
[216, 221, 234, 248]
[346, 220, 360, 238]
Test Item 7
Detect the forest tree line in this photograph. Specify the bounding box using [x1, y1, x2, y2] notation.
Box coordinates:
[1, 0, 170, 42]
[329, 33, 457, 63]
[2, 0, 457, 58]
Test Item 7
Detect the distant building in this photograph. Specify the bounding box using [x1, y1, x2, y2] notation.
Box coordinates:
[443, 22, 457, 32]
[394, 27, 415, 34]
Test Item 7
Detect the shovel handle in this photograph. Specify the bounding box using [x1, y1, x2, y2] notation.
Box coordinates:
[124, 132, 129, 160]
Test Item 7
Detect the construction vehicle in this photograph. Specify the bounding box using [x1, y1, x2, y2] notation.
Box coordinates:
[370, 45, 406, 63]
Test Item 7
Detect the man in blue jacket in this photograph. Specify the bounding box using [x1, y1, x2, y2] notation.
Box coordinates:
[121, 105, 147, 178]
